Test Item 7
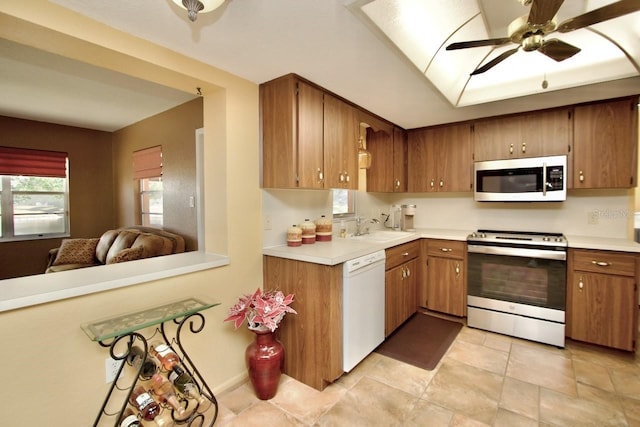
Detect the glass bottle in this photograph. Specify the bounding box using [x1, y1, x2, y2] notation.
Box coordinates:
[149, 342, 180, 371]
[127, 345, 158, 380]
[151, 373, 186, 418]
[169, 366, 211, 413]
[119, 408, 140, 427]
[129, 385, 161, 421]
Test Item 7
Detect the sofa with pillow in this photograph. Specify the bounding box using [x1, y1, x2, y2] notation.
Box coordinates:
[45, 226, 186, 273]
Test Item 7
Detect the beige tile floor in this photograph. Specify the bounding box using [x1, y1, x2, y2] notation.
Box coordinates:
[215, 318, 640, 426]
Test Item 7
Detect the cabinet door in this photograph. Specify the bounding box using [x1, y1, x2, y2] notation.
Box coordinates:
[385, 264, 405, 336]
[393, 127, 408, 192]
[473, 115, 522, 161]
[436, 123, 472, 192]
[324, 94, 358, 189]
[573, 98, 638, 189]
[297, 82, 325, 189]
[261, 76, 298, 188]
[427, 257, 465, 316]
[365, 127, 394, 192]
[407, 128, 432, 192]
[569, 271, 636, 351]
[385, 258, 418, 336]
[519, 108, 571, 158]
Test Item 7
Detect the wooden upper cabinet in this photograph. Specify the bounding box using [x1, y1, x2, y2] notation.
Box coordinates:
[393, 127, 408, 192]
[365, 126, 407, 192]
[473, 108, 571, 161]
[573, 97, 638, 189]
[260, 75, 300, 188]
[323, 94, 359, 189]
[407, 123, 472, 192]
[261, 74, 361, 190]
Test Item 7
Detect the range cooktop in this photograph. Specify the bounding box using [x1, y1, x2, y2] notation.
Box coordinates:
[467, 229, 567, 248]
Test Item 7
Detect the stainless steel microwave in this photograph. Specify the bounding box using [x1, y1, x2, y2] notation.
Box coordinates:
[474, 155, 567, 202]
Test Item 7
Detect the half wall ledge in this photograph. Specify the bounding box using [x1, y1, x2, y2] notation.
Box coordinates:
[0, 251, 229, 312]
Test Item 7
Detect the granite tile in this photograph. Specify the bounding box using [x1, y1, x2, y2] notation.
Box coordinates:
[445, 339, 509, 375]
[540, 386, 628, 426]
[506, 343, 577, 396]
[499, 376, 539, 421]
[423, 359, 502, 425]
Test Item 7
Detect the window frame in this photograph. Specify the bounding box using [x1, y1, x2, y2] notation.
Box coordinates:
[332, 189, 356, 221]
[139, 176, 163, 227]
[0, 174, 70, 242]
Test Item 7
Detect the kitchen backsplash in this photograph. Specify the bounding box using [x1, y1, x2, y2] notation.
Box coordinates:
[262, 188, 634, 248]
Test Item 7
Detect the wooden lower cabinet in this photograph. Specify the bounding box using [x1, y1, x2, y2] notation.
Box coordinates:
[385, 241, 419, 336]
[421, 239, 467, 316]
[567, 249, 639, 351]
[263, 255, 343, 390]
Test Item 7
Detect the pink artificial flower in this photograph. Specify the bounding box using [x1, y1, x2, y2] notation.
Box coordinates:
[224, 288, 297, 332]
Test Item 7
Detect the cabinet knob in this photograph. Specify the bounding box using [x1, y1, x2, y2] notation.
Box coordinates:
[578, 276, 584, 290]
[439, 179, 444, 188]
[395, 179, 400, 188]
[402, 252, 409, 256]
[579, 170, 584, 182]
[521, 142, 526, 153]
[440, 248, 452, 252]
[406, 267, 411, 277]
[430, 179, 435, 188]
[591, 260, 610, 267]
[317, 168, 323, 182]
[345, 172, 350, 183]
[455, 262, 460, 276]
[509, 143, 514, 154]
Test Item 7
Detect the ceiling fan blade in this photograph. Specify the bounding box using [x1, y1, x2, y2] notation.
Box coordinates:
[471, 47, 520, 76]
[528, 0, 564, 26]
[538, 38, 581, 61]
[446, 38, 511, 50]
[557, 0, 640, 33]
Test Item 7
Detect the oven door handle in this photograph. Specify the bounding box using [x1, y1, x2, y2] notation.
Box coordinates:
[468, 244, 566, 261]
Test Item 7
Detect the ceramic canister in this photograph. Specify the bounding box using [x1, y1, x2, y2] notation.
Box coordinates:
[315, 215, 332, 241]
[300, 219, 316, 244]
[287, 224, 302, 247]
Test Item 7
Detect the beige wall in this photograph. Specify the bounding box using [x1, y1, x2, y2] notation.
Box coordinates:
[0, 116, 115, 278]
[0, 4, 261, 426]
[113, 98, 203, 250]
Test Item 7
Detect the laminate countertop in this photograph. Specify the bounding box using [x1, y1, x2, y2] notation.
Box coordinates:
[263, 228, 468, 266]
[263, 228, 640, 266]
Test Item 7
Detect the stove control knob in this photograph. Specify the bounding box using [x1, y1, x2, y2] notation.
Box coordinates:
[470, 232, 477, 238]
[555, 237, 563, 242]
[542, 236, 550, 241]
[480, 232, 487, 238]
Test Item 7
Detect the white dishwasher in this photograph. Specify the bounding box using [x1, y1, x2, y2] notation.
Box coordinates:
[343, 249, 386, 372]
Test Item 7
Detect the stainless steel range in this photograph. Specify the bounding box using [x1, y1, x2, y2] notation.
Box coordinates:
[467, 230, 567, 347]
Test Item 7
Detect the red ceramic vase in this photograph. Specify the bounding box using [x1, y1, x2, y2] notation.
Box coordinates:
[245, 328, 284, 400]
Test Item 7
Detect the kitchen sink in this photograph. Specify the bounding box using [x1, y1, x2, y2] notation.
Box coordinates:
[350, 230, 413, 242]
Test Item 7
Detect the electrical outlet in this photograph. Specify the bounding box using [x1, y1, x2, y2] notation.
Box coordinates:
[105, 356, 123, 383]
[588, 211, 599, 225]
[264, 214, 272, 230]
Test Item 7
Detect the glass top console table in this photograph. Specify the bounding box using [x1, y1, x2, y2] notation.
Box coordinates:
[82, 297, 220, 427]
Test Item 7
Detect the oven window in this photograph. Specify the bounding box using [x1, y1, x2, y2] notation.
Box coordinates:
[468, 253, 566, 310]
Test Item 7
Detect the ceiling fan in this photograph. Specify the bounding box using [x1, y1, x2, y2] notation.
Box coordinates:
[446, 0, 640, 76]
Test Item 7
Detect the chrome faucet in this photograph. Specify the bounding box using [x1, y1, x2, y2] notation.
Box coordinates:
[355, 217, 380, 236]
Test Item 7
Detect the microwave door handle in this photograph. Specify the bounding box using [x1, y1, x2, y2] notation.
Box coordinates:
[542, 162, 547, 197]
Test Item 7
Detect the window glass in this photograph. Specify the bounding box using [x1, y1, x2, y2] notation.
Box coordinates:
[332, 189, 355, 218]
[1, 175, 68, 240]
[140, 177, 163, 227]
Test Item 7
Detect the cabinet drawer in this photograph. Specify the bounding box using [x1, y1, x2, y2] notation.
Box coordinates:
[572, 249, 637, 277]
[386, 241, 420, 270]
[427, 239, 465, 259]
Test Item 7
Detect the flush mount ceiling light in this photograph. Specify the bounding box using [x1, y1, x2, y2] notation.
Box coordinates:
[172, 0, 225, 22]
[358, 0, 640, 107]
